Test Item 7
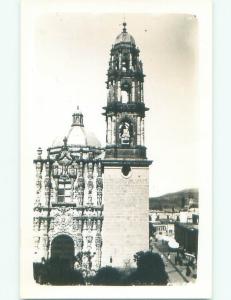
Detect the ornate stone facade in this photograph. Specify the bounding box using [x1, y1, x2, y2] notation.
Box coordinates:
[33, 108, 103, 272]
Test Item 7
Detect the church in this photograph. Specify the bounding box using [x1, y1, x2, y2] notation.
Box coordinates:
[33, 22, 152, 273]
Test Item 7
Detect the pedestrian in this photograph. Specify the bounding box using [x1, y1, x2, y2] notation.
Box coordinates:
[175, 256, 178, 265]
[186, 265, 191, 277]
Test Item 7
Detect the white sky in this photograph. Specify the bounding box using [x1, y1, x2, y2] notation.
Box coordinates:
[22, 9, 199, 197]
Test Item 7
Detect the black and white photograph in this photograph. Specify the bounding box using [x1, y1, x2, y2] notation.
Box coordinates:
[20, 0, 212, 298]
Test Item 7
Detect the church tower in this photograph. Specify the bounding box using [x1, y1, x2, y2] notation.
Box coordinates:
[101, 23, 152, 267]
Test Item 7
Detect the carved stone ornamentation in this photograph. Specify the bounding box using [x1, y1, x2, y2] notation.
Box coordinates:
[52, 162, 59, 177]
[70, 178, 75, 202]
[77, 176, 85, 189]
[33, 218, 39, 231]
[77, 187, 84, 206]
[35, 162, 43, 206]
[87, 218, 92, 231]
[78, 219, 83, 231]
[96, 219, 102, 232]
[49, 218, 54, 231]
[53, 214, 73, 232]
[52, 178, 58, 203]
[95, 232, 102, 248]
[87, 192, 93, 206]
[97, 188, 102, 206]
[87, 180, 93, 191]
[96, 177, 103, 189]
[87, 162, 93, 178]
[86, 235, 93, 250]
[76, 233, 83, 250]
[34, 236, 40, 249]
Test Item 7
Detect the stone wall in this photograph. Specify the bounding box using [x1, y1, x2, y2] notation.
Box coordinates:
[101, 166, 149, 267]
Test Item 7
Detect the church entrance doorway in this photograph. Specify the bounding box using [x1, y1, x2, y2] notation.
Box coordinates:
[51, 235, 75, 268]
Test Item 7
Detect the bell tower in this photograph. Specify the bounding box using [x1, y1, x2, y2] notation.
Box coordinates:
[104, 22, 148, 159]
[101, 23, 152, 268]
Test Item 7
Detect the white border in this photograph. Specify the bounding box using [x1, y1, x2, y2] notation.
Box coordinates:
[20, 0, 212, 298]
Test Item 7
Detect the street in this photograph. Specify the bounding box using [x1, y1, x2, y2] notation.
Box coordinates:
[151, 241, 196, 285]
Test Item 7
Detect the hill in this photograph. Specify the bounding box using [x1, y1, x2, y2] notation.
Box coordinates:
[149, 189, 199, 210]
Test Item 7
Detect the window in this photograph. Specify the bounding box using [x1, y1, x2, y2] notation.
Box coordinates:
[121, 164, 131, 177]
[58, 181, 71, 203]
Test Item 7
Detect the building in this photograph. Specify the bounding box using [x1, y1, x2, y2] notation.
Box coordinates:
[33, 22, 152, 273]
[174, 222, 198, 257]
[150, 220, 175, 237]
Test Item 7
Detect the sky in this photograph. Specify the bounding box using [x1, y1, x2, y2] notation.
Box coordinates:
[22, 8, 199, 197]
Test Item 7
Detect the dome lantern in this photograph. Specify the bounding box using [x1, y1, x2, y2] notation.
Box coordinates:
[72, 106, 84, 127]
[122, 22, 127, 33]
[50, 106, 101, 149]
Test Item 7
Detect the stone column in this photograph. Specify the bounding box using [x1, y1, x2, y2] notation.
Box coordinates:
[129, 53, 132, 69]
[137, 116, 141, 145]
[96, 162, 103, 206]
[77, 162, 85, 206]
[111, 117, 116, 145]
[35, 161, 43, 206]
[76, 232, 83, 256]
[141, 118, 145, 146]
[70, 178, 75, 202]
[87, 162, 93, 206]
[132, 81, 135, 102]
[117, 81, 121, 102]
[52, 178, 58, 203]
[44, 162, 51, 207]
[107, 117, 112, 145]
[141, 82, 144, 102]
[95, 232, 102, 269]
[119, 53, 121, 69]
[41, 234, 48, 260]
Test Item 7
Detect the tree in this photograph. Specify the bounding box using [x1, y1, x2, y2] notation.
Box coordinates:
[129, 251, 168, 285]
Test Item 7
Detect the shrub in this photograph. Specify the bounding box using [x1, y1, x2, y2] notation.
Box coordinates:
[127, 251, 168, 285]
[34, 257, 85, 285]
[92, 266, 122, 285]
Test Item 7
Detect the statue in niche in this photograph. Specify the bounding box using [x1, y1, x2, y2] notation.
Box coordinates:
[119, 121, 133, 145]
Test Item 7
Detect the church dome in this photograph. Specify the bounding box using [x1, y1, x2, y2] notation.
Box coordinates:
[67, 126, 101, 148]
[114, 22, 135, 45]
[67, 126, 87, 146]
[51, 106, 101, 149]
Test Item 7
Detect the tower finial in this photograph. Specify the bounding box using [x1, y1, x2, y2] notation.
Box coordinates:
[63, 136, 67, 147]
[122, 21, 127, 33]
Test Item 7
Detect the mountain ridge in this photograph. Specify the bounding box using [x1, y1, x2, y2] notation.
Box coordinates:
[149, 188, 199, 210]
